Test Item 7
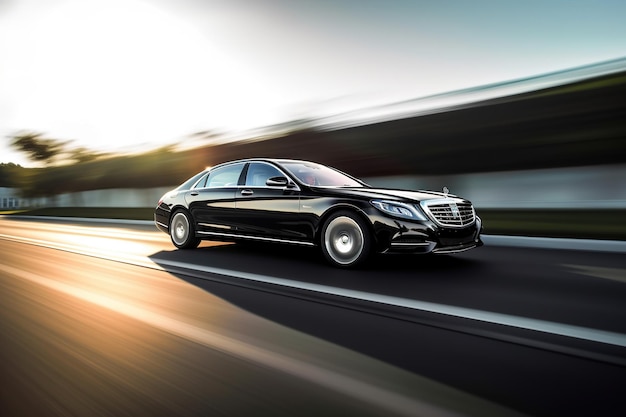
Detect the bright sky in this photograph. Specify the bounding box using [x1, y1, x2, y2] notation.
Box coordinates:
[2, 0, 626, 166]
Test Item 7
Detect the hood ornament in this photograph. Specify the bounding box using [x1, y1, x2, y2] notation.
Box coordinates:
[443, 186, 449, 197]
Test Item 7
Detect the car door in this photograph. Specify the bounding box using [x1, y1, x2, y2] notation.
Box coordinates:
[234, 162, 306, 241]
[185, 162, 245, 236]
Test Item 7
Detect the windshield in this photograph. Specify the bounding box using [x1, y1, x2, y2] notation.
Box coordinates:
[281, 161, 363, 187]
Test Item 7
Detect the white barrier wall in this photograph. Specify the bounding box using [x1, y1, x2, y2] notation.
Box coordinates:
[7, 164, 626, 209]
[53, 187, 174, 208]
[12, 186, 173, 208]
[366, 164, 626, 208]
[0, 187, 22, 209]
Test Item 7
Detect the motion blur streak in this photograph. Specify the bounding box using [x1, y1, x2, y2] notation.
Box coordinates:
[565, 264, 626, 284]
[2, 262, 405, 417]
[0, 262, 518, 417]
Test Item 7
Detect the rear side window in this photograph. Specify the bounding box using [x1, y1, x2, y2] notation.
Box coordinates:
[192, 172, 210, 189]
[206, 163, 245, 187]
[177, 170, 209, 190]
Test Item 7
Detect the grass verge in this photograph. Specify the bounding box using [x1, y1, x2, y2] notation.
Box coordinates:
[478, 209, 626, 241]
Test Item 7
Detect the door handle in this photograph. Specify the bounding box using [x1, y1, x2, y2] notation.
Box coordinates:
[190, 191, 199, 196]
[240, 189, 253, 196]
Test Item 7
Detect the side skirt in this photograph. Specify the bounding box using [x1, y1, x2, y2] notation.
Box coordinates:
[196, 231, 316, 247]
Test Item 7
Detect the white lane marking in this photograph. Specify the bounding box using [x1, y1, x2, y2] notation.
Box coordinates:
[482, 235, 626, 253]
[1, 215, 155, 226]
[155, 258, 626, 348]
[2, 232, 626, 349]
[0, 219, 165, 242]
[0, 233, 158, 269]
[564, 264, 626, 284]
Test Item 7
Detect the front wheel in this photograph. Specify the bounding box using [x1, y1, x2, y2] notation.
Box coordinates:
[170, 210, 200, 249]
[321, 211, 371, 268]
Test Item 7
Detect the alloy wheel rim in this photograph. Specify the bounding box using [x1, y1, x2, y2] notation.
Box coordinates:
[171, 212, 189, 245]
[324, 216, 363, 265]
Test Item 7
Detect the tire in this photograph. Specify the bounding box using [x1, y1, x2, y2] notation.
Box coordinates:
[169, 210, 200, 249]
[321, 210, 371, 268]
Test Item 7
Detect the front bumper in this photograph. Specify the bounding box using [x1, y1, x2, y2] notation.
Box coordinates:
[378, 216, 483, 255]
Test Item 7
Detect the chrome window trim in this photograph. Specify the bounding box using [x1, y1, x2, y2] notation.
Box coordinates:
[236, 185, 301, 191]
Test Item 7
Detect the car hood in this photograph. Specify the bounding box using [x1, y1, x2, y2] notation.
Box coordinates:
[318, 187, 464, 202]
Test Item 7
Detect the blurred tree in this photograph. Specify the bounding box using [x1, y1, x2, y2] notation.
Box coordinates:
[0, 163, 23, 188]
[70, 146, 102, 164]
[8, 131, 70, 165]
[0, 162, 36, 199]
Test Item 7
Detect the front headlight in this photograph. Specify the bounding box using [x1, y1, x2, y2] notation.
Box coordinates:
[370, 200, 428, 221]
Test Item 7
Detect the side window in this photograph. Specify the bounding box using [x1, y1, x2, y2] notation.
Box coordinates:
[245, 162, 284, 187]
[206, 163, 245, 188]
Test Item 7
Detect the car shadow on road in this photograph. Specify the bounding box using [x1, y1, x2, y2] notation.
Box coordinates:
[148, 242, 488, 389]
[149, 240, 486, 365]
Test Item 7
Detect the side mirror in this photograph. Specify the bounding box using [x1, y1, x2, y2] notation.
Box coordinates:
[266, 176, 289, 187]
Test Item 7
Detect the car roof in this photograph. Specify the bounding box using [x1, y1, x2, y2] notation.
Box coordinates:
[211, 158, 317, 168]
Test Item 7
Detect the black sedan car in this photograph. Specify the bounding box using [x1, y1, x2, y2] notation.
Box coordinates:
[155, 158, 482, 267]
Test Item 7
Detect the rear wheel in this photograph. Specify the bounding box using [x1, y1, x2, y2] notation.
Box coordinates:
[170, 210, 200, 249]
[321, 211, 371, 268]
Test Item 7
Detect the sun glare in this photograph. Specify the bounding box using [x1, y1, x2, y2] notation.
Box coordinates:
[4, 0, 284, 151]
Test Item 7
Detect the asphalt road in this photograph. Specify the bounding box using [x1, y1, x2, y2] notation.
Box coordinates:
[1, 217, 625, 417]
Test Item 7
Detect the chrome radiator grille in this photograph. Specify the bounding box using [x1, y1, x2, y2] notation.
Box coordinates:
[423, 201, 475, 227]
